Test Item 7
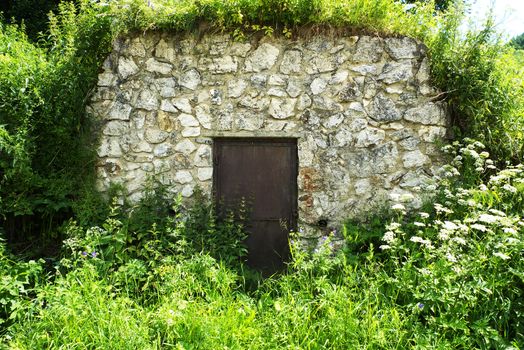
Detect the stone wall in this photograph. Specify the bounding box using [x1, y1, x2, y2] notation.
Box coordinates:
[89, 31, 448, 232]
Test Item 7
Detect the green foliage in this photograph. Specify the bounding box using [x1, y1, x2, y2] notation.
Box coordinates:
[510, 32, 524, 50]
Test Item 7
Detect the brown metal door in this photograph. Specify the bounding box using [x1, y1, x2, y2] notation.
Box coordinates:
[213, 138, 297, 273]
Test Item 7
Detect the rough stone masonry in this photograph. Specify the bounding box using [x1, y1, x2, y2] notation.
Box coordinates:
[88, 31, 448, 233]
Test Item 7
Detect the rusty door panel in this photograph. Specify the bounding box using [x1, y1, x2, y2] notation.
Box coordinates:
[213, 138, 297, 273]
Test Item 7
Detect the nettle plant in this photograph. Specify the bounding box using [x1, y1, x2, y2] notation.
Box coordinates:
[379, 139, 524, 348]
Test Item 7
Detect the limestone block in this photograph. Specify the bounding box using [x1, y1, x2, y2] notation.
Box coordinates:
[154, 143, 173, 158]
[173, 98, 192, 114]
[155, 39, 176, 61]
[347, 142, 399, 176]
[310, 77, 328, 95]
[354, 178, 373, 197]
[245, 43, 280, 72]
[155, 77, 178, 98]
[267, 87, 287, 97]
[145, 58, 173, 74]
[296, 94, 312, 111]
[305, 54, 336, 74]
[268, 74, 287, 86]
[355, 128, 386, 147]
[208, 56, 238, 73]
[210, 89, 222, 105]
[108, 102, 132, 120]
[286, 79, 303, 98]
[368, 93, 402, 122]
[402, 150, 429, 168]
[174, 139, 196, 155]
[179, 69, 201, 90]
[348, 118, 368, 132]
[230, 42, 252, 57]
[135, 89, 159, 110]
[250, 74, 267, 88]
[399, 170, 432, 189]
[160, 99, 177, 113]
[236, 111, 264, 131]
[239, 95, 270, 111]
[269, 98, 297, 119]
[181, 127, 201, 137]
[227, 79, 248, 98]
[144, 129, 169, 144]
[354, 37, 383, 63]
[329, 70, 349, 85]
[98, 138, 122, 158]
[404, 103, 446, 126]
[117, 57, 139, 80]
[178, 113, 199, 127]
[378, 61, 414, 84]
[195, 105, 212, 129]
[197, 167, 213, 181]
[280, 50, 302, 74]
[399, 136, 420, 151]
[384, 37, 419, 60]
[98, 72, 116, 87]
[322, 113, 345, 129]
[174, 170, 193, 184]
[418, 126, 447, 142]
[194, 145, 212, 167]
[103, 121, 128, 136]
[181, 184, 194, 198]
[416, 58, 431, 83]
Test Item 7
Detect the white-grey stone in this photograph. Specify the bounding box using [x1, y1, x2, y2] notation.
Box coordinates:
[268, 74, 287, 86]
[418, 126, 447, 142]
[347, 142, 399, 176]
[402, 150, 429, 168]
[404, 103, 446, 126]
[197, 167, 213, 181]
[108, 102, 132, 120]
[354, 178, 372, 196]
[173, 98, 192, 114]
[310, 77, 328, 95]
[305, 54, 336, 74]
[322, 113, 345, 129]
[154, 143, 173, 157]
[378, 61, 414, 84]
[296, 94, 312, 111]
[368, 94, 402, 122]
[145, 129, 169, 144]
[98, 72, 116, 87]
[194, 145, 212, 167]
[286, 79, 303, 98]
[145, 58, 173, 74]
[160, 99, 177, 112]
[269, 98, 296, 119]
[178, 113, 199, 127]
[384, 37, 418, 60]
[174, 170, 193, 184]
[236, 111, 263, 131]
[239, 96, 270, 111]
[230, 42, 252, 57]
[132, 141, 153, 153]
[245, 43, 280, 72]
[355, 128, 385, 147]
[354, 37, 383, 63]
[181, 184, 194, 198]
[135, 89, 159, 110]
[179, 69, 201, 90]
[210, 89, 222, 105]
[329, 70, 349, 84]
[416, 58, 431, 83]
[103, 121, 128, 136]
[155, 39, 176, 61]
[208, 56, 238, 73]
[195, 105, 212, 129]
[117, 57, 139, 79]
[227, 79, 248, 98]
[280, 50, 302, 74]
[98, 138, 122, 158]
[267, 87, 287, 97]
[156, 78, 177, 98]
[174, 139, 196, 155]
[181, 127, 200, 137]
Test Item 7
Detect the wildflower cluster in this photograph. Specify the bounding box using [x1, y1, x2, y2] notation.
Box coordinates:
[378, 140, 524, 345]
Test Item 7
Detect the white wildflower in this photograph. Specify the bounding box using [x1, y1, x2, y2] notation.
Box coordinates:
[470, 223, 487, 232]
[438, 231, 450, 241]
[414, 221, 426, 227]
[503, 227, 517, 235]
[479, 184, 488, 191]
[383, 231, 395, 243]
[418, 268, 431, 276]
[478, 214, 499, 224]
[442, 221, 459, 231]
[452, 237, 466, 245]
[479, 151, 489, 158]
[410, 236, 424, 243]
[502, 184, 517, 193]
[400, 193, 415, 203]
[392, 203, 406, 211]
[493, 252, 510, 260]
[419, 212, 430, 219]
[446, 252, 457, 263]
[386, 222, 401, 230]
[379, 245, 391, 250]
